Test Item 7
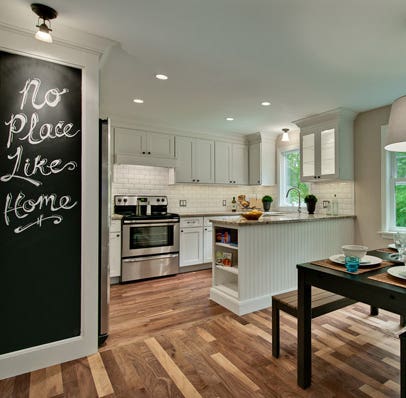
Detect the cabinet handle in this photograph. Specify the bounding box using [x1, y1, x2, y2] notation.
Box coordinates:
[229, 180, 232, 183]
[233, 181, 236, 183]
[148, 151, 151, 155]
[197, 179, 200, 182]
[313, 176, 317, 179]
[205, 228, 207, 231]
[116, 234, 120, 237]
[181, 230, 184, 232]
[142, 151, 146, 154]
[317, 176, 321, 179]
[192, 179, 196, 182]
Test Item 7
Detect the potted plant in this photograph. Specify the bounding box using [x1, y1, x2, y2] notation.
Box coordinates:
[304, 194, 318, 214]
[262, 195, 273, 211]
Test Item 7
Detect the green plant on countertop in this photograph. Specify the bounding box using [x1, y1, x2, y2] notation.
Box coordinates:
[304, 194, 318, 203]
[262, 195, 273, 203]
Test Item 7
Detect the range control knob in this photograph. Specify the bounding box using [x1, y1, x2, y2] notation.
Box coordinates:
[123, 198, 127, 203]
[117, 198, 122, 203]
[156, 198, 161, 202]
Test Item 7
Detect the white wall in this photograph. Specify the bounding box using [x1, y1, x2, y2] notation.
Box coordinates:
[354, 105, 391, 248]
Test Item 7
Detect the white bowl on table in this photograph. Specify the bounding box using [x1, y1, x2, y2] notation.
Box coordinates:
[341, 245, 368, 259]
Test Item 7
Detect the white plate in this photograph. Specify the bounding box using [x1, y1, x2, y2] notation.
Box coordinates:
[388, 243, 397, 250]
[329, 254, 382, 267]
[387, 266, 406, 280]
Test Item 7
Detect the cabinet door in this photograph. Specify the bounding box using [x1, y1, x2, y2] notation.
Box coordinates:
[215, 141, 232, 184]
[203, 227, 213, 263]
[175, 136, 193, 182]
[319, 128, 336, 179]
[232, 144, 248, 184]
[300, 131, 316, 181]
[109, 232, 121, 277]
[147, 132, 175, 158]
[115, 128, 145, 157]
[193, 138, 215, 183]
[179, 227, 203, 267]
[249, 142, 261, 185]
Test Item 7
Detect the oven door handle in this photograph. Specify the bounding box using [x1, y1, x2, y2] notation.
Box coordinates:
[123, 221, 179, 227]
[122, 254, 179, 262]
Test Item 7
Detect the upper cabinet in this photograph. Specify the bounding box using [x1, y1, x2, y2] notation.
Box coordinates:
[295, 108, 356, 182]
[175, 137, 215, 183]
[215, 142, 248, 184]
[247, 133, 276, 186]
[114, 127, 175, 167]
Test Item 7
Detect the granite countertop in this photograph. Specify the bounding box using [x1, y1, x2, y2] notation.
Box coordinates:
[111, 214, 123, 220]
[209, 213, 356, 226]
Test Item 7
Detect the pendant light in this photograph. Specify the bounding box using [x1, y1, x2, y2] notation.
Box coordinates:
[385, 96, 406, 152]
[31, 3, 58, 44]
[281, 128, 290, 142]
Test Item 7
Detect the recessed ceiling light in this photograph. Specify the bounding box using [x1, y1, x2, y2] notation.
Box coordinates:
[226, 117, 234, 121]
[155, 74, 168, 80]
[133, 98, 144, 104]
[261, 101, 271, 106]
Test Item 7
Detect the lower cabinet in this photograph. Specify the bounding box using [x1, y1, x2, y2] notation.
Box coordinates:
[109, 220, 121, 278]
[179, 217, 213, 267]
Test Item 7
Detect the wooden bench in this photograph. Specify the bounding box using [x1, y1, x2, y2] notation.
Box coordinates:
[272, 287, 358, 358]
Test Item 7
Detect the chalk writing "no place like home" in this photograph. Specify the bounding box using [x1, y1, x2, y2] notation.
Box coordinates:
[1, 78, 79, 234]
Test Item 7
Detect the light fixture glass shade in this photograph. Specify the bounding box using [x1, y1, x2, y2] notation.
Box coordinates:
[281, 128, 290, 142]
[385, 95, 406, 152]
[35, 23, 52, 43]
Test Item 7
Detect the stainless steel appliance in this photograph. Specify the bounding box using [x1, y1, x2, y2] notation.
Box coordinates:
[98, 119, 111, 345]
[114, 195, 180, 282]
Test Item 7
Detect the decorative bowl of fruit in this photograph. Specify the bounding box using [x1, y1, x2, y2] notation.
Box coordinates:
[241, 209, 263, 220]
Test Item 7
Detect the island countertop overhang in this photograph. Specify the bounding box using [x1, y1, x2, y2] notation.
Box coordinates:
[209, 214, 355, 226]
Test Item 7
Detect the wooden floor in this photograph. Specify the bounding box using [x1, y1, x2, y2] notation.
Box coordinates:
[1, 269, 404, 397]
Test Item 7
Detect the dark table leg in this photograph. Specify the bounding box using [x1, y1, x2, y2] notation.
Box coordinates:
[297, 267, 312, 388]
[370, 306, 379, 316]
[401, 331, 406, 398]
[272, 299, 280, 358]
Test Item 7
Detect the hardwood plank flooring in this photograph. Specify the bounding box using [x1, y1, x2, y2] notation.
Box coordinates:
[1, 269, 403, 397]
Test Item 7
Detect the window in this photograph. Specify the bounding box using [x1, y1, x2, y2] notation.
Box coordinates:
[279, 148, 309, 207]
[381, 126, 406, 232]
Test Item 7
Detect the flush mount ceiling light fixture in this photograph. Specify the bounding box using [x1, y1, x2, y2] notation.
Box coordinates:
[31, 3, 57, 43]
[386, 95, 406, 152]
[281, 128, 290, 142]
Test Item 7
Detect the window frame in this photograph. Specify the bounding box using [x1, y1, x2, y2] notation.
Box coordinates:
[380, 125, 406, 237]
[277, 143, 301, 209]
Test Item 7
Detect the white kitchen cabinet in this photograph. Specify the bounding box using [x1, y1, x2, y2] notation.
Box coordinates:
[295, 108, 356, 182]
[247, 133, 276, 185]
[214, 142, 248, 184]
[109, 220, 122, 278]
[180, 224, 204, 267]
[175, 137, 215, 183]
[114, 127, 175, 166]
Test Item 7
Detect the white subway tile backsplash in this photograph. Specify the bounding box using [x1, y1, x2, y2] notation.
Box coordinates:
[112, 165, 354, 215]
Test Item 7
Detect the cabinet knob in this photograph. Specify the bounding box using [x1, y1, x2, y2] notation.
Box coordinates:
[181, 230, 184, 232]
[192, 179, 195, 182]
[142, 151, 146, 154]
[317, 176, 321, 179]
[233, 181, 236, 183]
[148, 151, 151, 155]
[257, 180, 260, 183]
[197, 179, 200, 182]
[116, 234, 120, 237]
[313, 176, 317, 179]
[205, 228, 207, 231]
[229, 180, 232, 183]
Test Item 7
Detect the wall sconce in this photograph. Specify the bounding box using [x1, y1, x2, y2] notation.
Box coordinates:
[31, 3, 57, 44]
[281, 128, 290, 142]
[385, 95, 406, 152]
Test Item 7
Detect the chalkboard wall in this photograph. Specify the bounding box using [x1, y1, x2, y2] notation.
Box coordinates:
[0, 51, 82, 354]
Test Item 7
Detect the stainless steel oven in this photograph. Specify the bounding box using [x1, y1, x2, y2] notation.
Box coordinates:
[115, 195, 180, 283]
[122, 218, 180, 257]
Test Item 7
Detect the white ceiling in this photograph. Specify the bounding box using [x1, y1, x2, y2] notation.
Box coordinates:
[3, 0, 406, 137]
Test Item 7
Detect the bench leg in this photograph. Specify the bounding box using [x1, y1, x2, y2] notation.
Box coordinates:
[370, 306, 379, 316]
[272, 300, 280, 358]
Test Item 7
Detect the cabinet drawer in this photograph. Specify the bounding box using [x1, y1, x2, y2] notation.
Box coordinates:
[180, 217, 203, 228]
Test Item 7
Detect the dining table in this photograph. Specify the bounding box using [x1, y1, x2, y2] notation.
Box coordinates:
[297, 249, 406, 398]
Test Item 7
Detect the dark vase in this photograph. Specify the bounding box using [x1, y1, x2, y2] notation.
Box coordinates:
[306, 201, 316, 214]
[263, 201, 271, 211]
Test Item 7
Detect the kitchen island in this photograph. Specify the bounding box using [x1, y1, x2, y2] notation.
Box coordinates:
[209, 213, 355, 315]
